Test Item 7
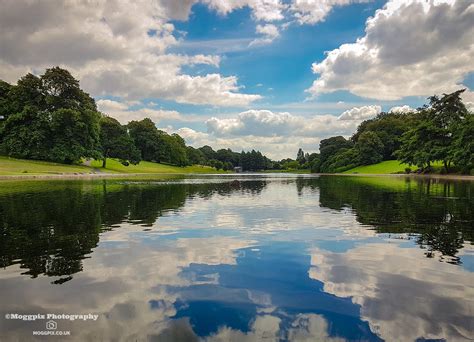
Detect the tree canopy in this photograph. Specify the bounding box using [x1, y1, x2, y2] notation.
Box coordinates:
[316, 89, 473, 174]
[0, 67, 275, 170]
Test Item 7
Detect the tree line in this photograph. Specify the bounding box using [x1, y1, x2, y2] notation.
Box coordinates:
[0, 67, 273, 171]
[308, 90, 473, 174]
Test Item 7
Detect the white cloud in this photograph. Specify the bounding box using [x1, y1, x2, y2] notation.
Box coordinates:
[309, 243, 474, 341]
[0, 1, 261, 107]
[461, 89, 474, 112]
[97, 99, 184, 124]
[338, 105, 381, 120]
[172, 107, 370, 158]
[290, 0, 370, 25]
[250, 24, 280, 46]
[206, 109, 363, 137]
[307, 0, 474, 100]
[388, 105, 415, 113]
[204, 0, 287, 21]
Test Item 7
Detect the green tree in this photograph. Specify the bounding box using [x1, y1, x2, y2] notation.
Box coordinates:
[352, 112, 416, 160]
[186, 146, 206, 165]
[41, 67, 96, 112]
[2, 106, 51, 160]
[396, 90, 469, 172]
[49, 108, 101, 163]
[128, 118, 160, 161]
[296, 148, 305, 165]
[99, 116, 140, 168]
[356, 131, 384, 165]
[452, 114, 474, 173]
[319, 136, 354, 172]
[321, 148, 359, 173]
[199, 145, 217, 161]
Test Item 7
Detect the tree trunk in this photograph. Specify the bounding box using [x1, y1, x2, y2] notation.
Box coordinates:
[443, 160, 449, 174]
[102, 157, 107, 168]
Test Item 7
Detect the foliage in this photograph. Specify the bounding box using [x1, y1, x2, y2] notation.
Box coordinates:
[352, 111, 416, 159]
[0, 68, 101, 163]
[318, 89, 473, 174]
[99, 116, 140, 167]
[356, 131, 384, 165]
[318, 136, 354, 172]
[0, 67, 277, 171]
[396, 89, 471, 173]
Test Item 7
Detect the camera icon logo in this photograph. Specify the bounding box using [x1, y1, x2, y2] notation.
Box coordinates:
[46, 320, 57, 330]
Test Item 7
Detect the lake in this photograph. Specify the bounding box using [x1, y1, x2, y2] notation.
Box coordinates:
[0, 174, 473, 341]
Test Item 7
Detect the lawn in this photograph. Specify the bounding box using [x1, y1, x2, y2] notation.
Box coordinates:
[343, 160, 446, 175]
[89, 158, 224, 174]
[343, 160, 412, 174]
[0, 156, 93, 175]
[0, 156, 222, 175]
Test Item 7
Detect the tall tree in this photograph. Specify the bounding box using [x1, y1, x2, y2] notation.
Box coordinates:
[99, 116, 140, 168]
[356, 131, 384, 165]
[128, 118, 160, 162]
[396, 90, 469, 172]
[49, 108, 102, 164]
[296, 148, 305, 165]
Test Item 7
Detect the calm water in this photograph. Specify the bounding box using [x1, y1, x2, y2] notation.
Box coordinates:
[0, 175, 473, 341]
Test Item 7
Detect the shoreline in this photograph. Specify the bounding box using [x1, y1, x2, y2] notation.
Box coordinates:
[0, 171, 473, 181]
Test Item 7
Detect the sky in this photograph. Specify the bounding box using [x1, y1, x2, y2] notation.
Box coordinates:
[0, 0, 473, 159]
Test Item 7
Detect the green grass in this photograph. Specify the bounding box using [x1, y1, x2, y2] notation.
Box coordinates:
[343, 160, 411, 174]
[0, 156, 93, 175]
[0, 156, 223, 176]
[89, 158, 224, 174]
[344, 160, 446, 175]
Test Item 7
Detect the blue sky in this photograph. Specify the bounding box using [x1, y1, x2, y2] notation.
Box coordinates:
[1, 0, 473, 159]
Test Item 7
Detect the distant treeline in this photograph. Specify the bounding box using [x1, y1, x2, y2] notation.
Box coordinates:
[307, 90, 474, 174]
[0, 67, 273, 171]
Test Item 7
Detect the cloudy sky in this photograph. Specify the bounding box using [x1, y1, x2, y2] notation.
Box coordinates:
[1, 0, 473, 159]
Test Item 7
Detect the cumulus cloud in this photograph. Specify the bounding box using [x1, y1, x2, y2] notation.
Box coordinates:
[171, 107, 371, 158]
[290, 0, 370, 24]
[309, 244, 474, 341]
[204, 0, 287, 22]
[338, 105, 381, 120]
[97, 99, 187, 124]
[0, 0, 261, 107]
[388, 105, 415, 113]
[249, 24, 280, 46]
[307, 0, 474, 100]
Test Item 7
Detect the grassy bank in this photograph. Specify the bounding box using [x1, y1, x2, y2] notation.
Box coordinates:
[0, 156, 93, 175]
[343, 160, 444, 175]
[343, 160, 410, 174]
[88, 158, 224, 174]
[0, 156, 222, 176]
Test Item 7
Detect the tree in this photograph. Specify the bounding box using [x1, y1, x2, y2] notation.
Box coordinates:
[41, 67, 96, 112]
[321, 148, 359, 173]
[128, 118, 160, 161]
[2, 106, 51, 160]
[296, 148, 305, 165]
[451, 114, 474, 173]
[356, 131, 384, 165]
[319, 136, 353, 171]
[186, 146, 206, 165]
[1, 67, 103, 164]
[99, 116, 140, 168]
[199, 145, 217, 161]
[396, 89, 469, 172]
[49, 108, 102, 163]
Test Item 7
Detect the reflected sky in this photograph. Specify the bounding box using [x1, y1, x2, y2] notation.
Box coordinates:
[0, 175, 473, 341]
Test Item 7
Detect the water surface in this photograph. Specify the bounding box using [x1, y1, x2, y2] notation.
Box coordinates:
[0, 175, 473, 341]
